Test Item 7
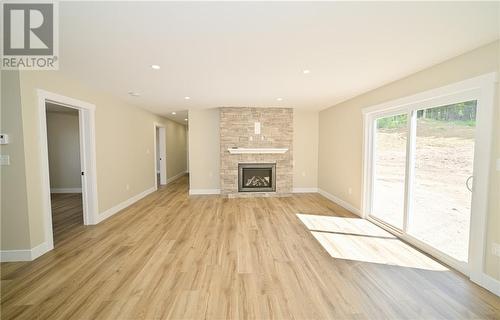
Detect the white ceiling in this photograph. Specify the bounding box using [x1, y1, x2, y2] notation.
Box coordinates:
[58, 1, 499, 116]
[165, 109, 189, 125]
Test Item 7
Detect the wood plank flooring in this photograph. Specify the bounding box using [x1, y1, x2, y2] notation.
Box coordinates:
[1, 176, 499, 319]
[50, 193, 84, 245]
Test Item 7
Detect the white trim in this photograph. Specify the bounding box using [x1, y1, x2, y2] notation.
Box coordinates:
[30, 241, 52, 260]
[361, 73, 497, 285]
[167, 171, 187, 184]
[227, 148, 288, 154]
[467, 78, 496, 285]
[37, 90, 100, 261]
[293, 187, 318, 193]
[318, 188, 361, 217]
[50, 188, 82, 193]
[474, 273, 500, 297]
[0, 249, 32, 262]
[0, 241, 52, 262]
[361, 72, 497, 115]
[96, 186, 156, 223]
[189, 189, 221, 195]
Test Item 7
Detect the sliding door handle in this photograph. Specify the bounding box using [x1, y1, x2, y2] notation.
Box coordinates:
[466, 175, 473, 192]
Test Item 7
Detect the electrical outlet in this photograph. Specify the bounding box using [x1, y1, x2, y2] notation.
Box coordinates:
[497, 158, 500, 171]
[492, 243, 500, 257]
[126, 184, 130, 190]
[301, 171, 306, 177]
[348, 187, 352, 195]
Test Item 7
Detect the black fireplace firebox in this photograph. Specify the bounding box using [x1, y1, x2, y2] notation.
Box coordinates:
[238, 163, 276, 192]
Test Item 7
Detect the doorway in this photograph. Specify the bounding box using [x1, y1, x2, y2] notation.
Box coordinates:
[155, 124, 167, 188]
[362, 74, 496, 277]
[45, 103, 84, 245]
[38, 89, 99, 254]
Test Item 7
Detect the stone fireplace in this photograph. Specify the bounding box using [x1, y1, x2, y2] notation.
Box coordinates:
[220, 107, 293, 196]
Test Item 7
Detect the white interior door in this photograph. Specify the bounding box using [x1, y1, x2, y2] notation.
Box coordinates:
[158, 127, 167, 185]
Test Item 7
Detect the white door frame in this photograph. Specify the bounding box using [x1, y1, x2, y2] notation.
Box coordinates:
[37, 89, 99, 251]
[361, 72, 497, 281]
[154, 123, 167, 188]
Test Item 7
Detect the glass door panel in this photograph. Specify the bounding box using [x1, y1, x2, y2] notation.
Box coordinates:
[371, 114, 408, 229]
[408, 101, 477, 263]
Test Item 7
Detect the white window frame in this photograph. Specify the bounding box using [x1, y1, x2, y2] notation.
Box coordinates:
[361, 73, 497, 281]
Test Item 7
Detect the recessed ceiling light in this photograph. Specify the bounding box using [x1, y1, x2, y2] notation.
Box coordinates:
[172, 112, 176, 115]
[128, 91, 140, 97]
[184, 118, 188, 121]
[184, 96, 191, 100]
[151, 64, 160, 70]
[276, 97, 283, 101]
[302, 69, 311, 74]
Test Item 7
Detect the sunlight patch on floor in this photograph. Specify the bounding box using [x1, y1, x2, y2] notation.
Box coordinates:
[297, 213, 448, 271]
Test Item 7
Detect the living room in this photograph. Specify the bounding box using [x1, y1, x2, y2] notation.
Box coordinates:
[1, 1, 499, 319]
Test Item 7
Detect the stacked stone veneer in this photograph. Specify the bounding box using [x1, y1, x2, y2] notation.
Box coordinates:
[220, 107, 293, 196]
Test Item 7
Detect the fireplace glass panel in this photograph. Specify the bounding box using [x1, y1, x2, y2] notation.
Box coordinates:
[238, 163, 276, 192]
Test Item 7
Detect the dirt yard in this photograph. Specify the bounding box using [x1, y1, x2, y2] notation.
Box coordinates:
[373, 118, 475, 262]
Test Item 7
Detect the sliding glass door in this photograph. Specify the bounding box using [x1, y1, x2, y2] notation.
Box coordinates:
[367, 94, 479, 270]
[372, 114, 408, 229]
[408, 101, 476, 263]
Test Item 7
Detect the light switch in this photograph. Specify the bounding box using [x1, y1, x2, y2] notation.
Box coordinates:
[0, 155, 10, 165]
[254, 122, 261, 135]
[0, 134, 9, 144]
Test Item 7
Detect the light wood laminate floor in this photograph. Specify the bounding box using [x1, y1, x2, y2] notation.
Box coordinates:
[50, 193, 84, 245]
[1, 176, 499, 319]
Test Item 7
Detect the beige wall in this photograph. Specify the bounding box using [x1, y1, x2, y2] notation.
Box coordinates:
[1, 70, 185, 251]
[46, 111, 81, 190]
[166, 120, 188, 179]
[293, 110, 319, 190]
[188, 109, 220, 191]
[188, 108, 320, 192]
[1, 71, 31, 250]
[318, 40, 500, 279]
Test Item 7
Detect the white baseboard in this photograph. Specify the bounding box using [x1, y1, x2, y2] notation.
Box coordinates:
[189, 189, 221, 195]
[473, 272, 500, 296]
[0, 241, 52, 262]
[318, 188, 361, 217]
[293, 187, 318, 193]
[50, 187, 82, 193]
[166, 171, 187, 184]
[96, 186, 156, 223]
